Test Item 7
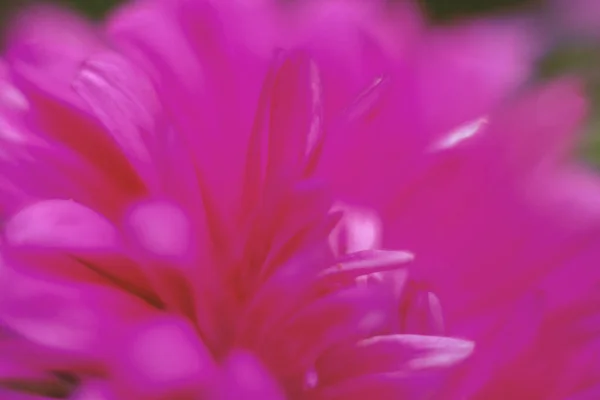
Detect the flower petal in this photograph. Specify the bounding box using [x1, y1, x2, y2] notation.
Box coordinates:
[316, 334, 474, 385]
[5, 200, 117, 251]
[214, 352, 285, 400]
[111, 316, 215, 399]
[260, 286, 395, 377]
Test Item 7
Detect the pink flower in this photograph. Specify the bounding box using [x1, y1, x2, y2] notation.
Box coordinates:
[0, 0, 592, 399]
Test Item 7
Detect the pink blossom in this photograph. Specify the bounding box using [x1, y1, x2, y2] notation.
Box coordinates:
[0, 0, 594, 399]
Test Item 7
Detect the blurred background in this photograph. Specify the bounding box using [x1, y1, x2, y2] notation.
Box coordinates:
[1, 0, 599, 163]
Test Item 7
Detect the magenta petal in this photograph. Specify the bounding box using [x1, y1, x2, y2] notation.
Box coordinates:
[0, 270, 152, 365]
[111, 316, 215, 399]
[317, 250, 413, 289]
[70, 381, 117, 400]
[446, 292, 543, 398]
[5, 5, 102, 105]
[482, 78, 587, 173]
[311, 371, 441, 400]
[0, 390, 58, 400]
[127, 200, 191, 258]
[215, 352, 285, 400]
[316, 334, 474, 385]
[9, 79, 147, 204]
[266, 51, 323, 185]
[108, 0, 252, 224]
[0, 336, 94, 376]
[73, 51, 162, 191]
[0, 358, 48, 384]
[124, 199, 223, 350]
[328, 203, 382, 257]
[4, 200, 163, 305]
[5, 200, 118, 251]
[260, 286, 394, 377]
[413, 18, 538, 137]
[236, 219, 338, 348]
[399, 285, 445, 335]
[565, 386, 600, 400]
[0, 362, 74, 399]
[2, 282, 98, 352]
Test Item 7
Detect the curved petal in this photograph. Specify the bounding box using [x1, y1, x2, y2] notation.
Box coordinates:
[214, 352, 285, 400]
[5, 200, 118, 251]
[316, 334, 474, 385]
[110, 316, 215, 399]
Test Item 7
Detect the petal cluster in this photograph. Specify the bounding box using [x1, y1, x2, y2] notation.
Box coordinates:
[0, 0, 596, 399]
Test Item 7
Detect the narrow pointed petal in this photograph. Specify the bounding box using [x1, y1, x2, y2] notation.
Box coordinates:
[317, 250, 413, 289]
[73, 52, 163, 191]
[266, 52, 323, 185]
[260, 287, 395, 377]
[316, 334, 473, 385]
